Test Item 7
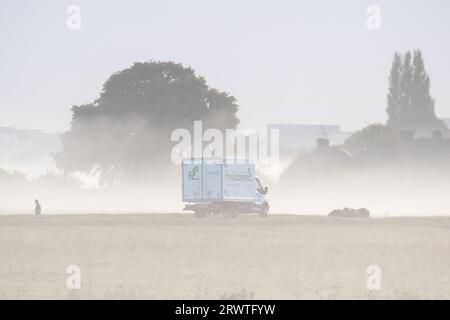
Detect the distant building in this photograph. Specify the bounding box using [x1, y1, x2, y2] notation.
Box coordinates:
[0, 127, 61, 174]
[283, 133, 450, 182]
[267, 123, 351, 152]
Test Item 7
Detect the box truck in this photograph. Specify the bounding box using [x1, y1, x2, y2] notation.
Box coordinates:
[182, 159, 269, 217]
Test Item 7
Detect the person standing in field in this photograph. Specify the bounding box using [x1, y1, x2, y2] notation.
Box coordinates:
[34, 199, 41, 215]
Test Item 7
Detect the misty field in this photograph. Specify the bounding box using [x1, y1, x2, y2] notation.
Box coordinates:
[0, 214, 449, 299]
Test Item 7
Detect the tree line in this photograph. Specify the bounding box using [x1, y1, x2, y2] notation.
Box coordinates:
[49, 50, 446, 184]
[345, 50, 446, 153]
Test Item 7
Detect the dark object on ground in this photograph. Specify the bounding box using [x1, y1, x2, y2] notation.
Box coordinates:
[328, 207, 370, 218]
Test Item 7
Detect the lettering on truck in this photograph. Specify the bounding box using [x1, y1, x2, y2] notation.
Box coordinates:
[224, 173, 253, 182]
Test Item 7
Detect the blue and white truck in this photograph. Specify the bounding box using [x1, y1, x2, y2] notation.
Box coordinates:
[182, 159, 269, 217]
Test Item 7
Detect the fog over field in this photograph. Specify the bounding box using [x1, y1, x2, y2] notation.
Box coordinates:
[2, 177, 450, 217]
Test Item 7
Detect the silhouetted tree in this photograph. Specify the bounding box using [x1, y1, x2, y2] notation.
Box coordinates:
[344, 124, 395, 154]
[398, 51, 414, 127]
[410, 50, 439, 128]
[386, 53, 402, 127]
[386, 50, 444, 133]
[56, 61, 239, 184]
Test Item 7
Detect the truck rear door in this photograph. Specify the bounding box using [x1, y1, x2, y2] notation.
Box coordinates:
[203, 160, 223, 200]
[182, 160, 203, 202]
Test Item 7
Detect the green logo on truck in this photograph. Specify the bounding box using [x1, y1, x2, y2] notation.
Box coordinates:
[188, 166, 199, 180]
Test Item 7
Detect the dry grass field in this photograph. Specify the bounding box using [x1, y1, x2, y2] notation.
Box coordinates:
[0, 214, 449, 299]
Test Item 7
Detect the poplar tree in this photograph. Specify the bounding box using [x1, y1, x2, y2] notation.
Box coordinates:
[386, 50, 444, 132]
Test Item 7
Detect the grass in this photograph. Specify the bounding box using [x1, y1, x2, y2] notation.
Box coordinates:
[0, 214, 449, 299]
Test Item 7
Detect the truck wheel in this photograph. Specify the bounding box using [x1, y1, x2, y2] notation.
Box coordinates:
[224, 210, 238, 218]
[259, 202, 269, 217]
[223, 204, 239, 218]
[194, 210, 207, 218]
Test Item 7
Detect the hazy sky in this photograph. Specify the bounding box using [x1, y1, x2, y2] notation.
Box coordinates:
[1, 0, 449, 132]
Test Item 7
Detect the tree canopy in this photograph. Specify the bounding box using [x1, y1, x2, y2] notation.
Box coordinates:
[56, 61, 240, 184]
[344, 124, 395, 154]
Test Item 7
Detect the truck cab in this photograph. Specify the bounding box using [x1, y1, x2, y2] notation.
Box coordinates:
[182, 159, 269, 217]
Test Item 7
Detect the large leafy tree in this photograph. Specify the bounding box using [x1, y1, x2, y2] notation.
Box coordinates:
[56, 61, 239, 184]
